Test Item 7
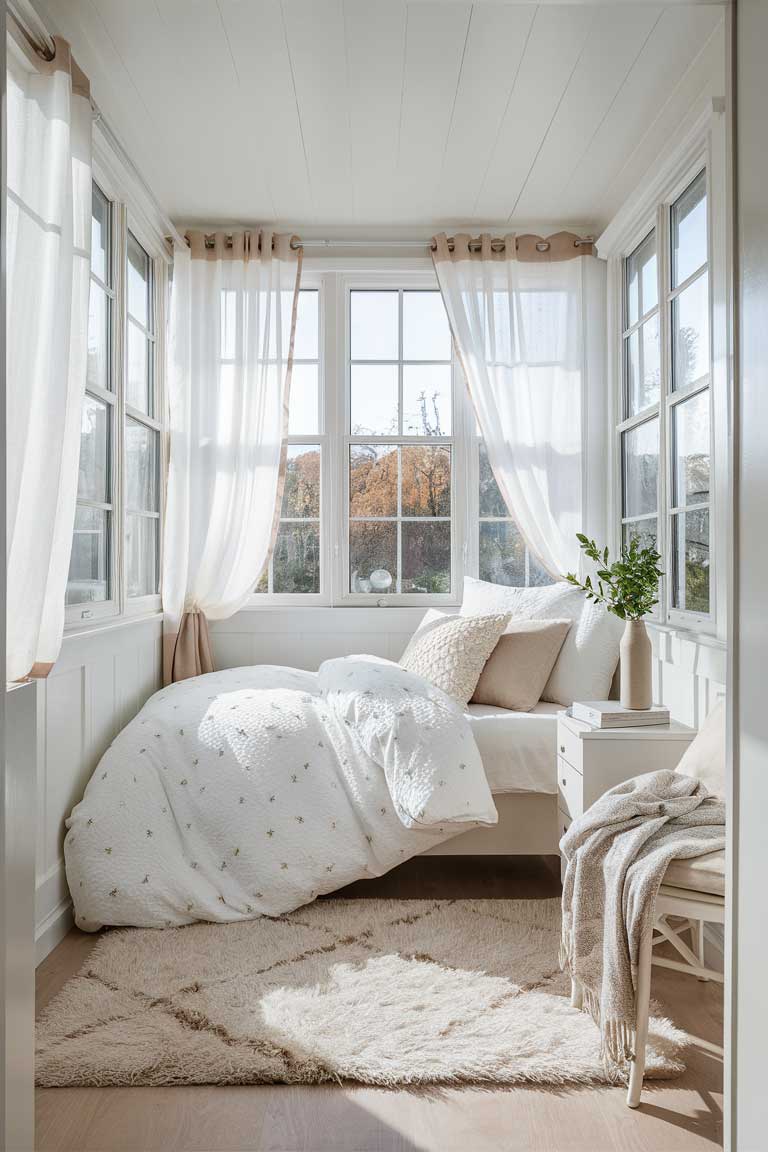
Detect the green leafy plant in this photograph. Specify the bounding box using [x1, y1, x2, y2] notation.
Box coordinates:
[565, 533, 663, 621]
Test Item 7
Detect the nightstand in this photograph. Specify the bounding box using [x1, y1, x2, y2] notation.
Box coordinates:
[556, 710, 696, 881]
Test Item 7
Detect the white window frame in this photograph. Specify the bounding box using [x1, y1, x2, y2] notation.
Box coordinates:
[66, 181, 119, 623]
[339, 270, 460, 606]
[600, 100, 729, 643]
[65, 135, 170, 630]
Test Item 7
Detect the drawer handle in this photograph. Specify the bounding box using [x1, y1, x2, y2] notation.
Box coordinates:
[562, 777, 567, 788]
[560, 744, 566, 754]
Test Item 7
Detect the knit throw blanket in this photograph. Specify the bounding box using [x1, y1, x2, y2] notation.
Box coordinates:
[560, 769, 725, 1068]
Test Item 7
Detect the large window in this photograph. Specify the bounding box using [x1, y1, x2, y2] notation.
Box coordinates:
[249, 276, 556, 605]
[67, 180, 166, 622]
[617, 167, 712, 625]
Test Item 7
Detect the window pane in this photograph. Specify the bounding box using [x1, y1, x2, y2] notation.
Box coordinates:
[288, 364, 319, 434]
[290, 288, 319, 360]
[672, 271, 709, 391]
[350, 521, 397, 593]
[402, 291, 451, 361]
[127, 232, 151, 327]
[478, 441, 507, 517]
[273, 522, 320, 593]
[349, 445, 398, 518]
[402, 365, 452, 435]
[672, 509, 710, 613]
[622, 518, 659, 555]
[625, 313, 660, 416]
[625, 230, 657, 328]
[673, 390, 710, 507]
[77, 395, 109, 503]
[351, 291, 398, 360]
[125, 419, 158, 512]
[479, 521, 526, 586]
[622, 418, 658, 518]
[401, 446, 451, 517]
[402, 521, 450, 594]
[350, 364, 398, 435]
[67, 507, 110, 604]
[127, 320, 151, 413]
[672, 171, 707, 288]
[126, 513, 158, 597]
[281, 445, 320, 518]
[91, 185, 110, 284]
[87, 284, 110, 391]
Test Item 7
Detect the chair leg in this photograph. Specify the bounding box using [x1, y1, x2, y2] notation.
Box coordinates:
[571, 977, 583, 1009]
[627, 924, 654, 1108]
[697, 920, 709, 981]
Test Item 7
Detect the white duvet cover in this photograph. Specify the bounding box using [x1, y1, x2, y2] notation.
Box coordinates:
[65, 656, 496, 930]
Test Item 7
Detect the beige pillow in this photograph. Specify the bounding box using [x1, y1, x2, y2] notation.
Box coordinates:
[471, 618, 572, 712]
[674, 699, 726, 800]
[399, 611, 511, 706]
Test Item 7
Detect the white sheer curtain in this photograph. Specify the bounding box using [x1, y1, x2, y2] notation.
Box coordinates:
[162, 231, 302, 683]
[433, 233, 604, 579]
[6, 33, 92, 681]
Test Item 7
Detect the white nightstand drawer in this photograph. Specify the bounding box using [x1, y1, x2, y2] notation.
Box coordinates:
[557, 722, 583, 771]
[557, 756, 584, 819]
[557, 807, 572, 844]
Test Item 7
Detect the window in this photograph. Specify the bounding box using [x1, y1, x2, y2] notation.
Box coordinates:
[617, 167, 712, 624]
[346, 289, 453, 598]
[125, 232, 160, 600]
[668, 172, 710, 614]
[67, 184, 115, 609]
[256, 289, 323, 596]
[67, 178, 166, 623]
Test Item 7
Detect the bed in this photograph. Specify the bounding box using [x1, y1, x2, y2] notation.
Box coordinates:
[426, 702, 563, 858]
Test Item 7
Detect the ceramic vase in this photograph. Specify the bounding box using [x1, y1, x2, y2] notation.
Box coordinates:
[619, 619, 652, 710]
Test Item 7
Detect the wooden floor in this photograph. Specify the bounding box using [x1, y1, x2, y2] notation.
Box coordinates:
[36, 857, 723, 1152]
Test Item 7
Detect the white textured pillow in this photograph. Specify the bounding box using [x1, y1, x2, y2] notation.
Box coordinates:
[399, 610, 511, 706]
[460, 578, 623, 707]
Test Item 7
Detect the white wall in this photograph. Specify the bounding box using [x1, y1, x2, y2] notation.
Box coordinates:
[731, 2, 768, 1147]
[34, 615, 162, 961]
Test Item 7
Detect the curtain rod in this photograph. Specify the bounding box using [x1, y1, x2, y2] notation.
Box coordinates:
[7, 0, 56, 59]
[180, 235, 594, 253]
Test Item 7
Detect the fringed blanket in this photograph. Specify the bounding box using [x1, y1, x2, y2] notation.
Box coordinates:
[559, 769, 725, 1069]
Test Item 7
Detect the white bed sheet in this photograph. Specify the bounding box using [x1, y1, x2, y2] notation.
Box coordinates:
[466, 701, 561, 795]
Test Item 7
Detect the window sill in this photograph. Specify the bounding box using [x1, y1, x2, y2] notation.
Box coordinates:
[62, 610, 163, 643]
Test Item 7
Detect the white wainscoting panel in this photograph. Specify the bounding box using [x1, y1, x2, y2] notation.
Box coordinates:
[648, 624, 727, 727]
[211, 607, 427, 672]
[35, 615, 162, 962]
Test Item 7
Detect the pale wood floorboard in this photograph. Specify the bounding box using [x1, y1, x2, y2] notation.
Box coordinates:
[36, 857, 723, 1152]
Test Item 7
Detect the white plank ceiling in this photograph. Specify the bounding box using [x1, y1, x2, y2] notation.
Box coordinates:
[37, 1, 725, 233]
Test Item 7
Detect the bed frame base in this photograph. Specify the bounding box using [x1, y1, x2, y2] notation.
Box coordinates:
[425, 792, 559, 856]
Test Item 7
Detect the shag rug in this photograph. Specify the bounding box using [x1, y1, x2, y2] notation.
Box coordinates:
[36, 898, 688, 1088]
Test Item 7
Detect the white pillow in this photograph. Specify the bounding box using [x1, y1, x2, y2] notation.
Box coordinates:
[399, 610, 511, 706]
[460, 578, 623, 706]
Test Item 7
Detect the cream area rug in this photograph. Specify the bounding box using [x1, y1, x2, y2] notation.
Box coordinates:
[36, 898, 688, 1088]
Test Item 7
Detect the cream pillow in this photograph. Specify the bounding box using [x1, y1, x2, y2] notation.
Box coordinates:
[399, 611, 511, 706]
[460, 578, 623, 707]
[471, 618, 572, 712]
[673, 699, 726, 801]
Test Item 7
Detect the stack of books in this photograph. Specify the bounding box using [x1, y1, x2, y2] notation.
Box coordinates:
[571, 700, 670, 730]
